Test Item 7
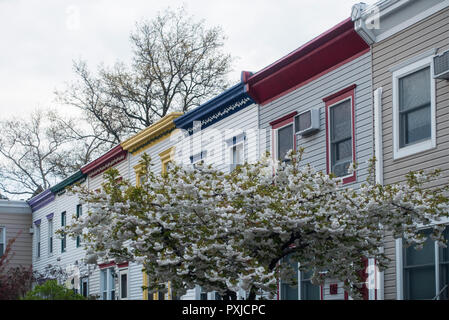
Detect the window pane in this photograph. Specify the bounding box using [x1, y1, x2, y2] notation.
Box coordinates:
[399, 67, 430, 112]
[277, 124, 293, 160]
[121, 274, 127, 299]
[439, 228, 449, 300]
[405, 267, 435, 300]
[330, 100, 351, 141]
[280, 256, 298, 300]
[400, 106, 431, 147]
[404, 229, 435, 300]
[300, 270, 320, 300]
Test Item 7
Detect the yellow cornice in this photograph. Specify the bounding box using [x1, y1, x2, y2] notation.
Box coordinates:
[121, 112, 183, 155]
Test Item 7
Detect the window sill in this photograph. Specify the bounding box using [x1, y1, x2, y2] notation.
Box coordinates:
[393, 139, 436, 160]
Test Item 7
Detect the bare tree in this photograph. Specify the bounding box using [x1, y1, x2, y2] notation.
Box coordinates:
[56, 6, 233, 143]
[0, 109, 106, 198]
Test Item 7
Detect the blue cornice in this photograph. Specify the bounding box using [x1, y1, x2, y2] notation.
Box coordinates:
[174, 82, 255, 135]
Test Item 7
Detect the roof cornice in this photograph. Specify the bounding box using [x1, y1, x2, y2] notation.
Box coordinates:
[174, 82, 255, 135]
[1, 200, 32, 214]
[81, 145, 127, 177]
[121, 112, 183, 155]
[50, 170, 86, 195]
[27, 189, 55, 212]
[246, 18, 369, 105]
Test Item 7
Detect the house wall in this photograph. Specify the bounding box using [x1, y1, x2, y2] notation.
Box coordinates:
[258, 51, 373, 300]
[174, 103, 259, 173]
[0, 202, 32, 269]
[371, 7, 449, 300]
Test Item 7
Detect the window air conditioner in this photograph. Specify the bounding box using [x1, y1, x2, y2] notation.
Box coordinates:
[295, 108, 320, 136]
[434, 50, 449, 80]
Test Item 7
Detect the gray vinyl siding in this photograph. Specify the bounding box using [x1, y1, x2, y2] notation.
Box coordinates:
[372, 7, 449, 300]
[259, 51, 373, 299]
[259, 52, 373, 188]
[0, 212, 32, 269]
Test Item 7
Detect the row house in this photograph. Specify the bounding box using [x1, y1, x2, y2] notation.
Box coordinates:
[27, 113, 183, 300]
[25, 0, 449, 301]
[172, 74, 259, 299]
[353, 0, 449, 300]
[0, 199, 32, 270]
[245, 17, 373, 300]
[120, 112, 183, 300]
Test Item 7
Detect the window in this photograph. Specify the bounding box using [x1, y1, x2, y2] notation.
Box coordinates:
[270, 111, 297, 162]
[280, 256, 298, 300]
[277, 124, 294, 161]
[101, 269, 108, 300]
[399, 227, 449, 300]
[61, 212, 66, 253]
[80, 277, 88, 298]
[48, 219, 53, 255]
[76, 205, 82, 248]
[100, 268, 116, 300]
[35, 224, 41, 258]
[393, 55, 436, 159]
[119, 269, 128, 300]
[324, 85, 356, 183]
[300, 270, 320, 300]
[0, 227, 5, 257]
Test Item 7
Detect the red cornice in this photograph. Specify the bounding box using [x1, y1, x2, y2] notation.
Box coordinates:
[247, 18, 370, 105]
[81, 145, 127, 177]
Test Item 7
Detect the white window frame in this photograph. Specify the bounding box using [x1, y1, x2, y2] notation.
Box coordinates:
[80, 276, 89, 298]
[119, 268, 129, 300]
[35, 224, 41, 259]
[100, 267, 116, 300]
[48, 219, 53, 256]
[273, 122, 295, 162]
[61, 211, 66, 253]
[76, 204, 82, 248]
[395, 225, 448, 300]
[0, 226, 5, 257]
[392, 55, 436, 160]
[228, 141, 245, 171]
[326, 96, 355, 181]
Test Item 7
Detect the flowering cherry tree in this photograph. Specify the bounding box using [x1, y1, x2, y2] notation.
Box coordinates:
[64, 150, 449, 299]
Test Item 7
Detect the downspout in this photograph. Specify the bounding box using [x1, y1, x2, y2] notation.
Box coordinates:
[374, 87, 384, 300]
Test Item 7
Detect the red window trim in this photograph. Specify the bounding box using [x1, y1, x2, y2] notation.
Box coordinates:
[324, 84, 357, 184]
[270, 111, 297, 161]
[98, 262, 116, 269]
[99, 261, 129, 269]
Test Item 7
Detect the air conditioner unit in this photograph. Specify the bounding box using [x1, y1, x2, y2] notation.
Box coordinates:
[295, 108, 320, 136]
[434, 50, 449, 80]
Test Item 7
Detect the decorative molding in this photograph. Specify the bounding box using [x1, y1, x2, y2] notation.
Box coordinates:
[81, 145, 127, 178]
[247, 18, 369, 105]
[27, 189, 55, 212]
[174, 83, 255, 135]
[121, 113, 182, 155]
[50, 171, 87, 195]
[46, 213, 54, 220]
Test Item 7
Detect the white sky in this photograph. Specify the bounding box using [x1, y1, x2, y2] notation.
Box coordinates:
[0, 0, 376, 119]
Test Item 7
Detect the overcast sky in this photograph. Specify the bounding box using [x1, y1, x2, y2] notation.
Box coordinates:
[0, 0, 376, 119]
